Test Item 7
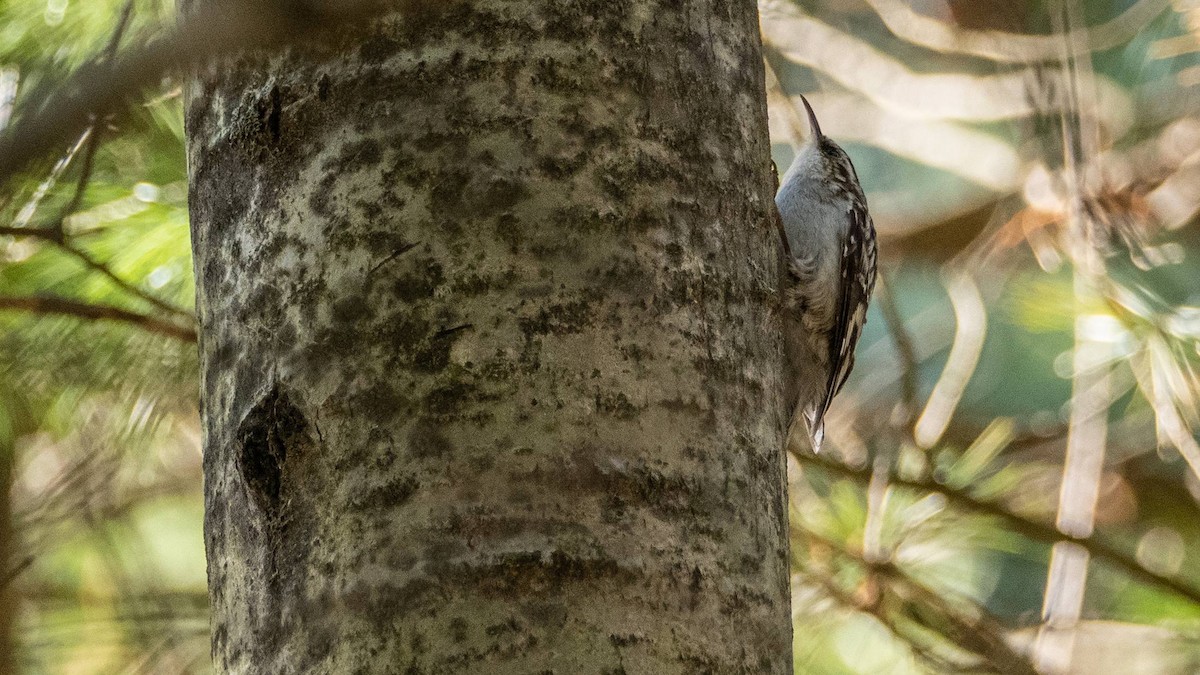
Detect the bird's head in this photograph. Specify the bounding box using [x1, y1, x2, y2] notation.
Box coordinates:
[796, 94, 863, 201]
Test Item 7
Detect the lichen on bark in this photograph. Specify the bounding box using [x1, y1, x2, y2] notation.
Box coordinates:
[186, 1, 793, 672]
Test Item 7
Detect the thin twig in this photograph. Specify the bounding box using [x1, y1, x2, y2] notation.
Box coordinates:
[865, 271, 919, 565]
[0, 296, 196, 343]
[9, 129, 90, 232]
[49, 0, 136, 234]
[883, 566, 1038, 675]
[104, 1, 137, 56]
[0, 556, 34, 590]
[877, 270, 920, 428]
[55, 0, 130, 230]
[58, 240, 194, 321]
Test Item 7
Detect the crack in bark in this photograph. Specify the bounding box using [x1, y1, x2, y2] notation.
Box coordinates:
[368, 242, 420, 276]
[433, 323, 474, 340]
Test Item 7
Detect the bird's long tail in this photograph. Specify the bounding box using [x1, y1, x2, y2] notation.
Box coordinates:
[803, 405, 826, 453]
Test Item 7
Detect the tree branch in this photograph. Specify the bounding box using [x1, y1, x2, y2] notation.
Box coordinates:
[797, 526, 1036, 674]
[0, 226, 59, 240]
[0, 0, 450, 188]
[796, 451, 1200, 606]
[0, 296, 196, 342]
[2, 205, 194, 322]
[0, 3, 194, 324]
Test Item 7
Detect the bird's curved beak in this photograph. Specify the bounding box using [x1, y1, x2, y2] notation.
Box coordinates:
[798, 94, 823, 141]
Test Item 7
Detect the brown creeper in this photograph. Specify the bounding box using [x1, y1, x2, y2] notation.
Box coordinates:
[776, 95, 877, 452]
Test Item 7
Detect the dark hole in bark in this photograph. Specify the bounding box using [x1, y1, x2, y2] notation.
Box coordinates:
[236, 385, 308, 517]
[265, 85, 282, 144]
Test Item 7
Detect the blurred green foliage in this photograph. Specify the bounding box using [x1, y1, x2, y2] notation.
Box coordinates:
[1, 1, 202, 673]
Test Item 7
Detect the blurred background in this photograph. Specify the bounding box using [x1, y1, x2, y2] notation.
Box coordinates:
[0, 0, 1198, 673]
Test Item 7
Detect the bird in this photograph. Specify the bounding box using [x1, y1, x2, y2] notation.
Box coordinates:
[775, 95, 877, 452]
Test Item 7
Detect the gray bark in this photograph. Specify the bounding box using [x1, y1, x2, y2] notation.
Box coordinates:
[186, 1, 792, 672]
[0, 441, 13, 675]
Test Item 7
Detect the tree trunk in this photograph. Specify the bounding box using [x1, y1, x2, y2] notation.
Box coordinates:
[0, 440, 14, 675]
[185, 1, 792, 672]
